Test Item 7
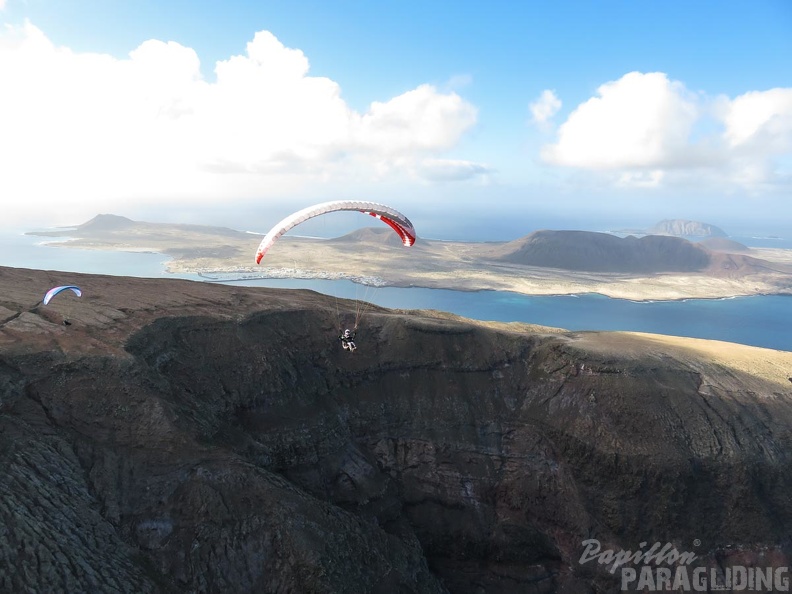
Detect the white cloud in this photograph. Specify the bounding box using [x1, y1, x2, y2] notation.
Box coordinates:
[529, 89, 561, 126]
[540, 71, 792, 191]
[541, 72, 699, 169]
[417, 158, 492, 182]
[444, 73, 473, 90]
[354, 84, 477, 155]
[0, 23, 481, 227]
[720, 87, 792, 152]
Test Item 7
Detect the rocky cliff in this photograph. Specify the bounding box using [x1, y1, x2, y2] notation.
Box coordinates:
[647, 219, 728, 238]
[1, 265, 791, 593]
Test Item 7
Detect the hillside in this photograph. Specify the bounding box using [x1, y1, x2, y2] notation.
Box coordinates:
[1, 266, 791, 592]
[483, 230, 780, 279]
[699, 237, 750, 252]
[484, 230, 712, 273]
[327, 226, 429, 247]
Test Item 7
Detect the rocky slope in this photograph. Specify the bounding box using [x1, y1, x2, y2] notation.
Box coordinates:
[485, 231, 712, 273]
[1, 265, 791, 593]
[483, 230, 785, 279]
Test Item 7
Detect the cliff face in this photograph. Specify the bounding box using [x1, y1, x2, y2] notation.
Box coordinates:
[647, 219, 728, 238]
[1, 266, 792, 593]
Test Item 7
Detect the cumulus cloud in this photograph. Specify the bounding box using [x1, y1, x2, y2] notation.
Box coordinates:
[529, 89, 561, 126]
[540, 71, 792, 191]
[354, 84, 477, 155]
[541, 72, 699, 169]
[719, 87, 792, 153]
[0, 23, 481, 226]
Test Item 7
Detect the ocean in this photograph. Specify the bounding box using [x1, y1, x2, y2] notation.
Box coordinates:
[2, 230, 791, 352]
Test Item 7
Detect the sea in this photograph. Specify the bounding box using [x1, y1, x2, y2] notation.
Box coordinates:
[2, 229, 791, 352]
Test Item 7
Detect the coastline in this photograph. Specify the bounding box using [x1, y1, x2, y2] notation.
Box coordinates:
[161, 258, 792, 302]
[30, 230, 792, 303]
[194, 268, 792, 304]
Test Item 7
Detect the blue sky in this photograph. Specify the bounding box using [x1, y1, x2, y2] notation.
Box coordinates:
[1, 0, 790, 238]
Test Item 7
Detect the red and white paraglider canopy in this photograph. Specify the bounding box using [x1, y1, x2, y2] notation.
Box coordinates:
[255, 200, 416, 264]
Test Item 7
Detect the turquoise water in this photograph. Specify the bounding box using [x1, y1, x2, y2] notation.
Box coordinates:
[2, 231, 790, 351]
[0, 231, 192, 279]
[225, 278, 792, 352]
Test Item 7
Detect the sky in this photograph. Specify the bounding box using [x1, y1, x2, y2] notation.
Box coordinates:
[0, 0, 790, 239]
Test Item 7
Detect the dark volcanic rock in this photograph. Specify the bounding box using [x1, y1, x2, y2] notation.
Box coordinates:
[1, 266, 791, 593]
[485, 230, 711, 273]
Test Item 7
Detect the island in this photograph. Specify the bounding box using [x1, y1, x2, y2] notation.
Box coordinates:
[27, 214, 792, 301]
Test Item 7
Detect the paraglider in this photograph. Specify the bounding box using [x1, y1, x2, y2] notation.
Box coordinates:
[255, 200, 416, 353]
[43, 285, 82, 305]
[255, 200, 416, 264]
[339, 328, 357, 352]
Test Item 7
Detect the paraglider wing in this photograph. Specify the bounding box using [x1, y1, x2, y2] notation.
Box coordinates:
[43, 285, 82, 305]
[362, 210, 415, 247]
[255, 200, 416, 264]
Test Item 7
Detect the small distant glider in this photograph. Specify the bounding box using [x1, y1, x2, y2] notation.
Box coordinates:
[43, 285, 82, 305]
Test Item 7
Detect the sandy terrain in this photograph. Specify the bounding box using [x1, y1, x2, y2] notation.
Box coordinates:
[564, 330, 792, 389]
